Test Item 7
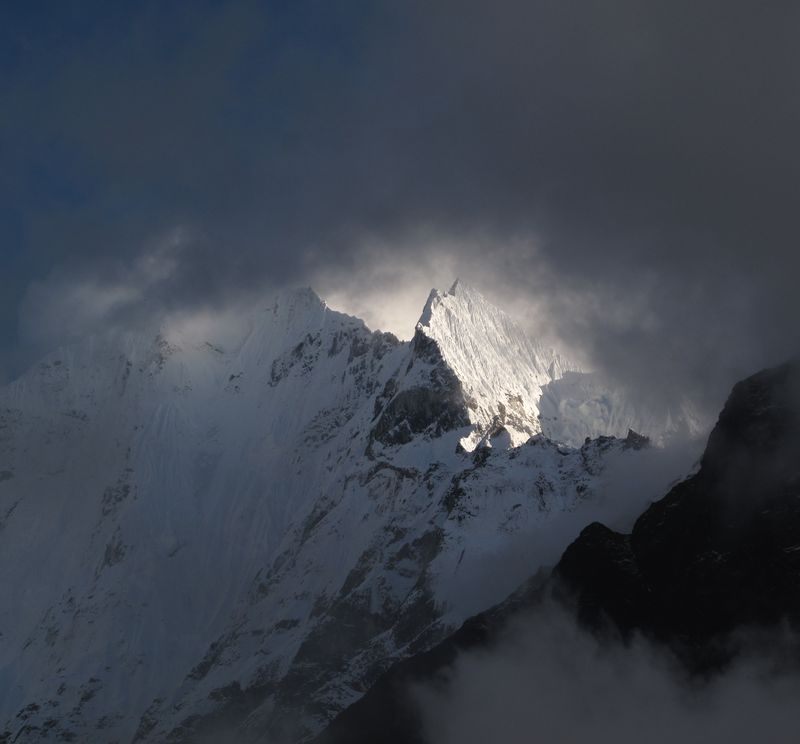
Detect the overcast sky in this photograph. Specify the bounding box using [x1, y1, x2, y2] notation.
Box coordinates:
[2, 1, 798, 415]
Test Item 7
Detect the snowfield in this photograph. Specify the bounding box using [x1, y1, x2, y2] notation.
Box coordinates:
[0, 281, 699, 742]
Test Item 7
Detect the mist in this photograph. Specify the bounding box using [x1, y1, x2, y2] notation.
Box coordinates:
[416, 602, 800, 744]
[437, 435, 704, 618]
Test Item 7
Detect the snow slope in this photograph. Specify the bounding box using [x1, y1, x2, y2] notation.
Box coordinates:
[0, 283, 696, 743]
[416, 280, 574, 449]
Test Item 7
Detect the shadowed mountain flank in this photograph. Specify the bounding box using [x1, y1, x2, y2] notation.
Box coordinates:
[315, 361, 800, 744]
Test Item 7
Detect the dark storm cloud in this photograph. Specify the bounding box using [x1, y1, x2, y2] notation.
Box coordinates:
[1, 0, 798, 408]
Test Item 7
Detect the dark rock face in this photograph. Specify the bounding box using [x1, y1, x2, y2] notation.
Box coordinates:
[371, 330, 470, 446]
[556, 360, 800, 661]
[372, 385, 468, 445]
[623, 428, 650, 449]
[315, 361, 800, 743]
[554, 523, 649, 633]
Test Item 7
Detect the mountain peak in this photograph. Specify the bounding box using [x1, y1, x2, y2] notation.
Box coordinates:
[269, 285, 327, 318]
[0, 279, 703, 743]
[411, 281, 576, 448]
[416, 279, 490, 329]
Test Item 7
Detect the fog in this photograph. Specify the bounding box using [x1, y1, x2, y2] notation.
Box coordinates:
[416, 602, 800, 744]
[437, 435, 703, 619]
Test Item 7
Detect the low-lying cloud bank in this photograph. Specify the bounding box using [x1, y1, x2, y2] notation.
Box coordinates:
[416, 603, 800, 744]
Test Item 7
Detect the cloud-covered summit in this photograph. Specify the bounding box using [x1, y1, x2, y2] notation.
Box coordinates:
[2, 1, 798, 415]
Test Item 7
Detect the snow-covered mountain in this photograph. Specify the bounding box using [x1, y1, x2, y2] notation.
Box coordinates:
[0, 281, 696, 743]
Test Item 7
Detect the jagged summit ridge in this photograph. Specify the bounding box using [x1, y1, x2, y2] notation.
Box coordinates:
[415, 280, 578, 448]
[0, 282, 696, 743]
